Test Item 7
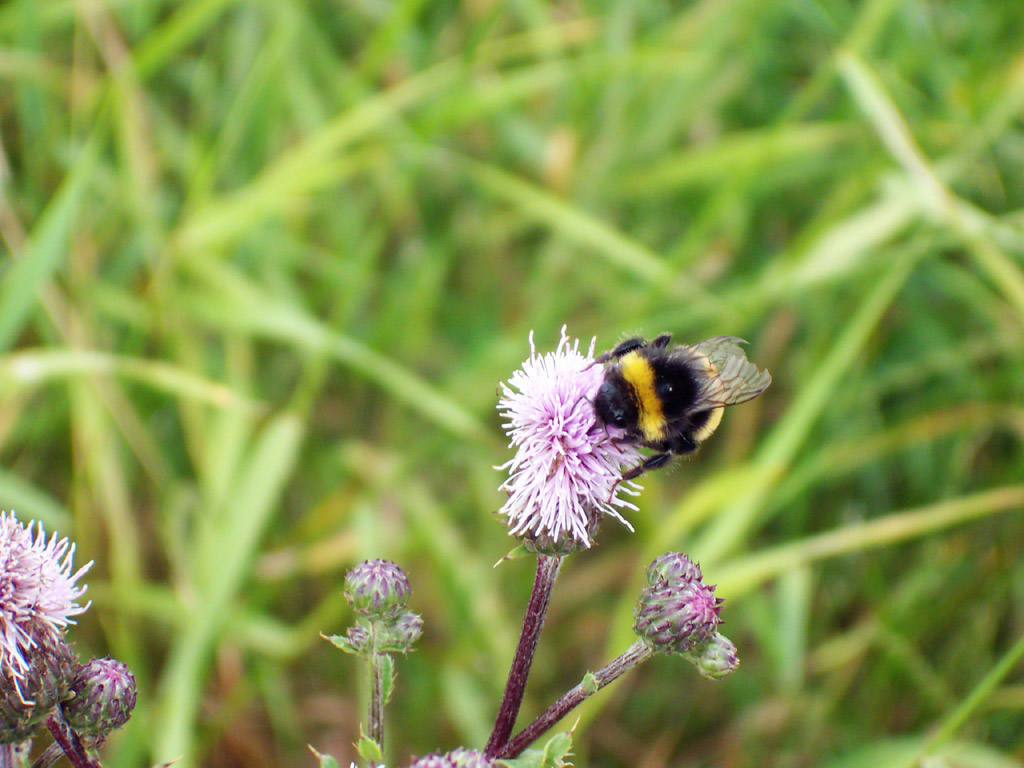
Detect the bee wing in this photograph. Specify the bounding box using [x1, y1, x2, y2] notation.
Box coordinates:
[686, 336, 772, 408]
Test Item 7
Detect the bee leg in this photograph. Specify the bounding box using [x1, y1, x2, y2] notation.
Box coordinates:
[606, 453, 671, 502]
[625, 453, 672, 480]
[595, 336, 648, 364]
[650, 333, 672, 349]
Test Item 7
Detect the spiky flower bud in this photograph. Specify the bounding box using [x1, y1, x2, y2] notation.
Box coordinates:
[62, 657, 137, 737]
[646, 552, 703, 587]
[687, 632, 740, 680]
[344, 560, 411, 617]
[408, 754, 452, 768]
[346, 624, 371, 653]
[447, 748, 493, 768]
[0, 622, 76, 743]
[633, 580, 722, 654]
[382, 609, 423, 653]
[408, 749, 493, 768]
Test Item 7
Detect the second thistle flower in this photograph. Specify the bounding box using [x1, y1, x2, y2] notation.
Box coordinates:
[634, 552, 723, 655]
[0, 512, 91, 744]
[62, 657, 138, 738]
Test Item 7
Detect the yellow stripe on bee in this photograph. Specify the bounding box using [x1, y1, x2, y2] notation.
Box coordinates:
[691, 353, 723, 442]
[619, 351, 665, 441]
[692, 406, 723, 443]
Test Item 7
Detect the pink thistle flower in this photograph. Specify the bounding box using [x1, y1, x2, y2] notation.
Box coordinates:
[496, 327, 643, 550]
[0, 511, 92, 685]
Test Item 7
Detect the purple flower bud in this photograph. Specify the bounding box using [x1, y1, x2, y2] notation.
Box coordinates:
[633, 580, 722, 654]
[408, 749, 493, 768]
[687, 632, 740, 680]
[646, 552, 703, 587]
[345, 624, 371, 653]
[344, 560, 411, 617]
[62, 657, 137, 737]
[383, 609, 423, 653]
[447, 748, 493, 768]
[408, 754, 453, 768]
[0, 622, 76, 744]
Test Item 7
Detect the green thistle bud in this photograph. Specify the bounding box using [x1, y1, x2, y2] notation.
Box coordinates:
[687, 632, 740, 680]
[633, 580, 721, 654]
[380, 609, 423, 653]
[0, 624, 76, 744]
[344, 560, 411, 617]
[646, 552, 703, 587]
[62, 657, 137, 737]
[517, 525, 595, 557]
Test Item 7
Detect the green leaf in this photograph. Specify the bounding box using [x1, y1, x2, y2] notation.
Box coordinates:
[308, 746, 342, 768]
[824, 737, 1023, 768]
[152, 413, 305, 764]
[494, 543, 534, 566]
[0, 131, 100, 354]
[322, 632, 365, 656]
[497, 731, 574, 768]
[357, 734, 383, 765]
[580, 671, 599, 695]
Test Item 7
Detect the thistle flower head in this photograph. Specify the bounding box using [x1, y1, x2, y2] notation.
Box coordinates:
[496, 327, 643, 551]
[344, 560, 411, 617]
[62, 656, 137, 737]
[0, 512, 91, 686]
[634, 577, 722, 654]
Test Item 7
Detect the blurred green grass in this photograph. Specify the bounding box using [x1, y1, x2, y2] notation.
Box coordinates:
[2, 0, 1023, 766]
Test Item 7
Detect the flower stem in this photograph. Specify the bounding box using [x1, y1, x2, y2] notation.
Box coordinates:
[44, 712, 102, 768]
[484, 554, 563, 757]
[368, 649, 386, 753]
[497, 640, 654, 759]
[29, 744, 64, 768]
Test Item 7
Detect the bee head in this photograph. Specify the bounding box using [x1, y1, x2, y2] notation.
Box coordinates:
[594, 378, 635, 429]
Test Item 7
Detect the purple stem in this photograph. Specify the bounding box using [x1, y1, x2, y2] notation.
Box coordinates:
[496, 640, 654, 759]
[484, 555, 563, 757]
[44, 713, 102, 768]
[29, 744, 65, 768]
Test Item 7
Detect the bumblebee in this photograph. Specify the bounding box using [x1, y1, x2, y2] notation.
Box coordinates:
[593, 334, 771, 482]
